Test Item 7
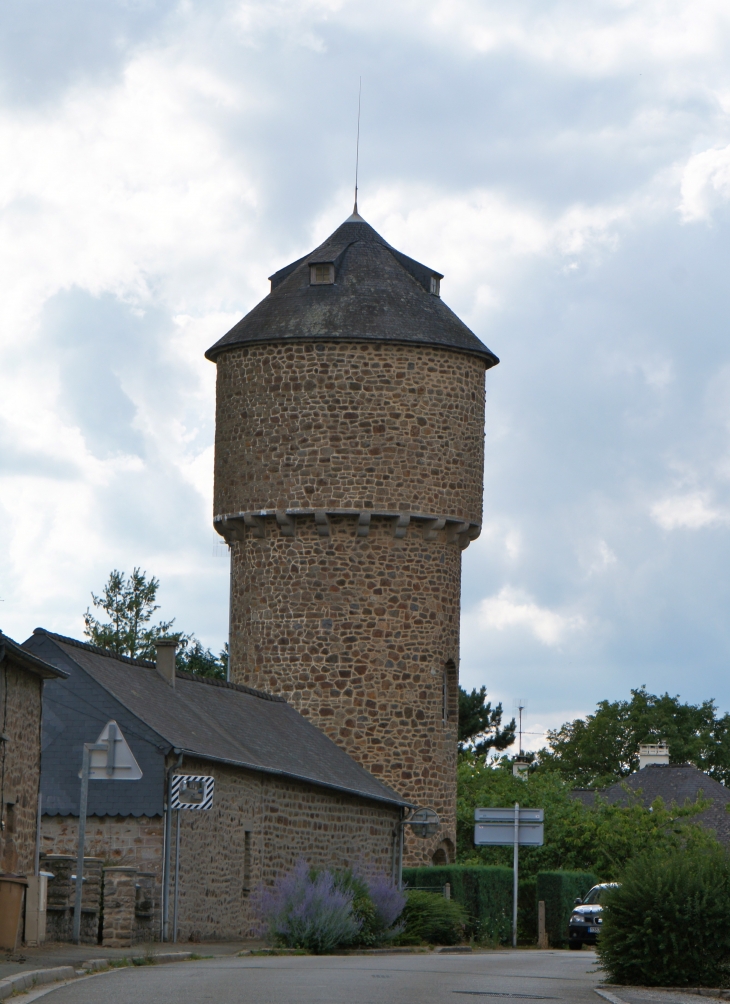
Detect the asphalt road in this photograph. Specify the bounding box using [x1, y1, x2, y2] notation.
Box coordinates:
[37, 948, 602, 1004]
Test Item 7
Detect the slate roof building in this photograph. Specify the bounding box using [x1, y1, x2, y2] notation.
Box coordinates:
[573, 763, 730, 846]
[208, 210, 499, 866]
[25, 628, 408, 944]
[1, 632, 66, 874]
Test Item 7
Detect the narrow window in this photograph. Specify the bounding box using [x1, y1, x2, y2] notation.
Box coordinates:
[430, 276, 440, 296]
[443, 659, 457, 725]
[5, 803, 15, 834]
[310, 264, 334, 285]
[242, 831, 251, 894]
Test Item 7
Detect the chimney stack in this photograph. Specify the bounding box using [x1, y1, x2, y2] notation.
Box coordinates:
[155, 638, 178, 688]
[639, 743, 669, 769]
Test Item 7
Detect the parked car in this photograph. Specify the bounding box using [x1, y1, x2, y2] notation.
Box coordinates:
[568, 883, 619, 949]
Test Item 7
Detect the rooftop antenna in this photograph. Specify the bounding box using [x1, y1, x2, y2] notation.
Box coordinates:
[353, 77, 361, 216]
[514, 698, 527, 755]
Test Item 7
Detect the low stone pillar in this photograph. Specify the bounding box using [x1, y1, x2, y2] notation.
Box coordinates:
[41, 854, 104, 944]
[134, 872, 156, 944]
[40, 854, 74, 943]
[102, 867, 137, 948]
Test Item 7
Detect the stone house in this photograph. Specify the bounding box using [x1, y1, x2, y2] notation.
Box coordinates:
[24, 628, 410, 944]
[0, 631, 66, 948]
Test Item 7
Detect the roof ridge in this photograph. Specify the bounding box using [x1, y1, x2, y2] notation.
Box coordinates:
[175, 669, 286, 703]
[34, 628, 156, 668]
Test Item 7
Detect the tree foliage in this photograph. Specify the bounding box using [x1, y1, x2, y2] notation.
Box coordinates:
[84, 569, 227, 677]
[84, 568, 174, 659]
[458, 686, 516, 756]
[456, 754, 718, 881]
[537, 686, 730, 786]
[175, 637, 228, 680]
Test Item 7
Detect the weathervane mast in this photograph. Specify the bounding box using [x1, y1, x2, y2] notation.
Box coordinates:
[354, 77, 361, 215]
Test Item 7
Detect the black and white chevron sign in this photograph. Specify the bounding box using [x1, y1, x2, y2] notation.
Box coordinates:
[170, 774, 214, 810]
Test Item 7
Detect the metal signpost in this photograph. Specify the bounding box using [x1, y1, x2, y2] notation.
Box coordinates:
[474, 805, 544, 948]
[73, 721, 142, 944]
[166, 775, 215, 942]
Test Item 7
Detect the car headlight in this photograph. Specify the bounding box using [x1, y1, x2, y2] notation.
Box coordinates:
[570, 914, 584, 923]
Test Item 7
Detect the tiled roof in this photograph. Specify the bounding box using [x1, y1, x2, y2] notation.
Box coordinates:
[0, 630, 67, 679]
[573, 764, 730, 844]
[205, 214, 499, 366]
[28, 629, 409, 810]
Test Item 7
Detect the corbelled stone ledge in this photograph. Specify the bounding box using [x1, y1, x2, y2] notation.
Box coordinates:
[213, 509, 481, 549]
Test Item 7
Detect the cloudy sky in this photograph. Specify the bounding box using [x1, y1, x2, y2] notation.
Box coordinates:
[2, 0, 730, 746]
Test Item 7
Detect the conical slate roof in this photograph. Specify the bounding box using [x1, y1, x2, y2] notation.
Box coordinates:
[205, 212, 499, 365]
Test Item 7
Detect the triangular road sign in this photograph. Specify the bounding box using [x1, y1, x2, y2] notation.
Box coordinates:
[79, 720, 143, 780]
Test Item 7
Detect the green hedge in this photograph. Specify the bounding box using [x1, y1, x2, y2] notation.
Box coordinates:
[536, 870, 597, 946]
[598, 848, 730, 986]
[402, 865, 513, 943]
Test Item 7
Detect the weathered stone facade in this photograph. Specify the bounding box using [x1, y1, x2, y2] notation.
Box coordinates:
[213, 341, 486, 864]
[41, 757, 400, 942]
[0, 660, 43, 875]
[41, 814, 165, 935]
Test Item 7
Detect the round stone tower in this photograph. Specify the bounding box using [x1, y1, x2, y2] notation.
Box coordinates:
[206, 209, 498, 865]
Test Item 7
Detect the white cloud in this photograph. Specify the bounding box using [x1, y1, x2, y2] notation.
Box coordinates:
[476, 586, 586, 647]
[651, 493, 730, 530]
[679, 144, 730, 221]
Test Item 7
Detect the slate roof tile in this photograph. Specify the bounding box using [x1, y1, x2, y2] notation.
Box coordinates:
[28, 629, 409, 811]
[205, 214, 499, 365]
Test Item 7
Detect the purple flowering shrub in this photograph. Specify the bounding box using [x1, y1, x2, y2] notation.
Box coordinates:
[367, 874, 407, 930]
[259, 862, 406, 952]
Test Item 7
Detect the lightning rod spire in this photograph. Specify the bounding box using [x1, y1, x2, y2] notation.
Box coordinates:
[353, 77, 361, 216]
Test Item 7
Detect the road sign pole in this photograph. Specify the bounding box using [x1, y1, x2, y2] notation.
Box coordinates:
[513, 802, 519, 949]
[72, 744, 91, 945]
[172, 809, 181, 943]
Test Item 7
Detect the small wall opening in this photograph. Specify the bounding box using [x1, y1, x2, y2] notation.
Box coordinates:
[442, 659, 458, 725]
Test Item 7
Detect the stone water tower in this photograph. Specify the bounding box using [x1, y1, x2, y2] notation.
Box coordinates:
[206, 209, 499, 865]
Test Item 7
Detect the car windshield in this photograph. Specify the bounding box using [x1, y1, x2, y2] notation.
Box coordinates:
[582, 885, 610, 905]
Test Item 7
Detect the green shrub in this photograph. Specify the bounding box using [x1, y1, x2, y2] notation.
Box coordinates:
[402, 865, 512, 943]
[598, 848, 730, 987]
[394, 890, 467, 945]
[536, 871, 597, 947]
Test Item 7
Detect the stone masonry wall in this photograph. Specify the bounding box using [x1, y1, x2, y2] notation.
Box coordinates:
[40, 761, 400, 943]
[41, 814, 164, 933]
[229, 517, 460, 865]
[0, 660, 42, 875]
[102, 867, 136, 948]
[213, 341, 487, 521]
[214, 341, 486, 865]
[172, 758, 400, 942]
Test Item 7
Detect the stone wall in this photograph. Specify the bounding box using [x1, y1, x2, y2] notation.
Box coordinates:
[213, 341, 486, 865]
[40, 759, 401, 943]
[173, 757, 400, 942]
[228, 518, 459, 865]
[102, 867, 137, 948]
[40, 854, 103, 944]
[41, 815, 164, 934]
[0, 660, 42, 875]
[213, 341, 487, 521]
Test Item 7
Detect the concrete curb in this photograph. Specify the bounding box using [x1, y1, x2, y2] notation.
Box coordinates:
[599, 987, 730, 1001]
[0, 951, 198, 999]
[0, 967, 75, 1000]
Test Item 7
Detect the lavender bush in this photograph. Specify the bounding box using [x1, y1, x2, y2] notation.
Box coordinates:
[260, 861, 360, 953]
[259, 863, 406, 952]
[367, 874, 407, 930]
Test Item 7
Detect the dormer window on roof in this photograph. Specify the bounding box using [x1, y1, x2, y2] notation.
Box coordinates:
[310, 263, 334, 285]
[430, 276, 440, 296]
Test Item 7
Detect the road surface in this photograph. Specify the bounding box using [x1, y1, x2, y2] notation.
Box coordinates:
[37, 948, 602, 1004]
